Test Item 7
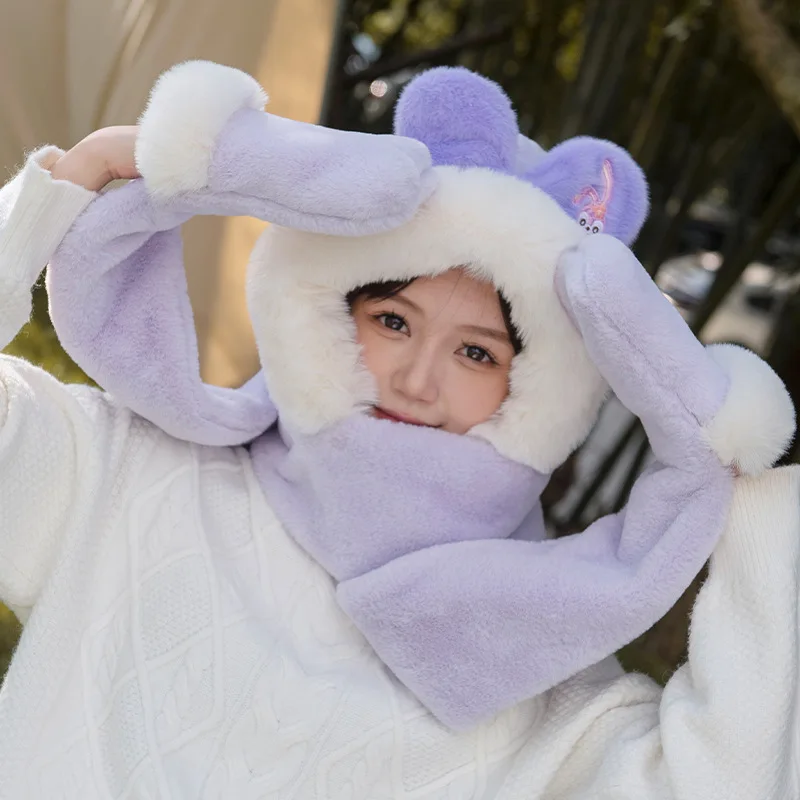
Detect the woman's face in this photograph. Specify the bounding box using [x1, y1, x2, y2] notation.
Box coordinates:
[351, 269, 515, 433]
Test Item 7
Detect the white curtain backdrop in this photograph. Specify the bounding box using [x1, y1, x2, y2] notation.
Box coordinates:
[0, 0, 338, 386]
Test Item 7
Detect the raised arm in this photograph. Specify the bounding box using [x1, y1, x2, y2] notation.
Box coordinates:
[0, 147, 95, 346]
[503, 465, 800, 800]
[0, 143, 134, 615]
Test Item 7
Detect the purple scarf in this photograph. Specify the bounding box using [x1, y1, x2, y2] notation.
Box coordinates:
[245, 413, 729, 730]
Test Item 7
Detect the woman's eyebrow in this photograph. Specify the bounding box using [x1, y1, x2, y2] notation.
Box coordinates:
[460, 324, 511, 343]
[379, 294, 421, 312]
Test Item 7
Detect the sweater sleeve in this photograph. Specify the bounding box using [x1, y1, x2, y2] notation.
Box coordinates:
[499, 465, 800, 800]
[0, 146, 97, 349]
[0, 148, 128, 614]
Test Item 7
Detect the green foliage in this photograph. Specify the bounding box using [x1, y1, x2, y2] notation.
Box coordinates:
[364, 0, 465, 50]
[554, 4, 585, 82]
[0, 605, 21, 681]
[4, 289, 90, 385]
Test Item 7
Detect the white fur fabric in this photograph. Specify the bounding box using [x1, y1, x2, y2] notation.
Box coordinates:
[704, 343, 795, 475]
[136, 60, 268, 199]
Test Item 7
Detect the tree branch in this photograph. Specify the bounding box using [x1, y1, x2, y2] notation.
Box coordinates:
[340, 20, 513, 87]
[725, 0, 800, 137]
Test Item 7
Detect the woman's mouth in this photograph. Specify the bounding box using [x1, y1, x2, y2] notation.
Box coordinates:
[373, 407, 439, 427]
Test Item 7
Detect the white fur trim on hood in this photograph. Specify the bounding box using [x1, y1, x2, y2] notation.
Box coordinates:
[135, 60, 268, 199]
[247, 166, 608, 474]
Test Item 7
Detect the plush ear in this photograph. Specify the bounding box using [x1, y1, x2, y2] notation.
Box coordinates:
[394, 66, 519, 171]
[524, 136, 649, 245]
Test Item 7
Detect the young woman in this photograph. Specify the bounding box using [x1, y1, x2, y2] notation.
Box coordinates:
[0, 61, 797, 799]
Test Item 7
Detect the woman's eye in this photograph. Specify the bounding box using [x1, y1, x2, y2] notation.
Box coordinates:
[463, 345, 494, 364]
[377, 313, 407, 333]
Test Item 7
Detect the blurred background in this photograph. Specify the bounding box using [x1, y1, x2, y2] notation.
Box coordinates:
[1, 0, 799, 684]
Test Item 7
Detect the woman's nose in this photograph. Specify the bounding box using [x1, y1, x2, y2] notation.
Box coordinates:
[392, 346, 439, 404]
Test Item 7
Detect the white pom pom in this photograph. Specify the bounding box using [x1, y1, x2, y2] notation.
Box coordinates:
[135, 60, 267, 199]
[704, 343, 795, 476]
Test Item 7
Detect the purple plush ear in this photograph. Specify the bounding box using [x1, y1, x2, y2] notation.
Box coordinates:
[394, 68, 648, 243]
[524, 136, 649, 245]
[394, 67, 519, 172]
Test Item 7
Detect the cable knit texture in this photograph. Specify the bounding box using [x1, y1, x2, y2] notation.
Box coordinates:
[0, 150, 799, 799]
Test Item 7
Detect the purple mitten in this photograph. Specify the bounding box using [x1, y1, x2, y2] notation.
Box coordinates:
[47, 61, 435, 444]
[555, 234, 794, 474]
[136, 62, 436, 234]
[337, 235, 794, 731]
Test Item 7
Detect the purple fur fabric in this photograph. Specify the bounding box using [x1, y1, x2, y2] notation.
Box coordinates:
[526, 137, 649, 246]
[395, 67, 519, 172]
[395, 67, 649, 244]
[252, 415, 549, 583]
[208, 109, 436, 230]
[48, 181, 277, 446]
[336, 455, 729, 731]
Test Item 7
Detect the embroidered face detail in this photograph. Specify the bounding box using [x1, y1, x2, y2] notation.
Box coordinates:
[349, 269, 519, 434]
[573, 159, 613, 235]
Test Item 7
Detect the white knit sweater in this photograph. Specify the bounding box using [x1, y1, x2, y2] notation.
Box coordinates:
[0, 149, 798, 800]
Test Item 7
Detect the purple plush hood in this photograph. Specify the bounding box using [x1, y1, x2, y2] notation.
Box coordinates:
[48, 61, 653, 473]
[248, 67, 652, 472]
